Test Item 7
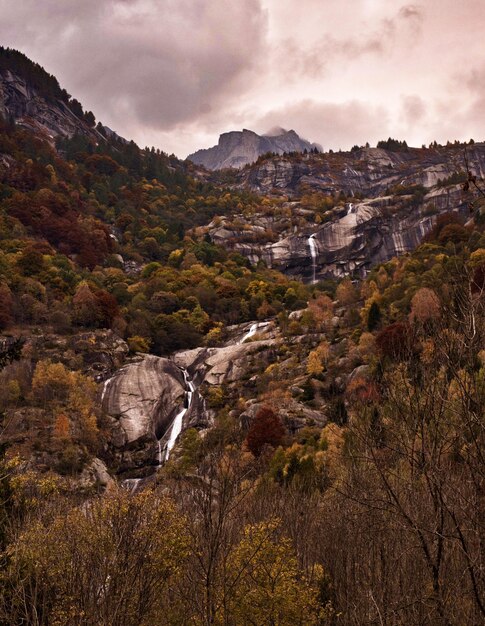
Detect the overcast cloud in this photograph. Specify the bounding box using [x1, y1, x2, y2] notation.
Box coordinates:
[0, 0, 484, 157]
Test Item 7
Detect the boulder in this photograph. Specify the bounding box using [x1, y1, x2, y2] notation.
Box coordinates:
[102, 354, 186, 444]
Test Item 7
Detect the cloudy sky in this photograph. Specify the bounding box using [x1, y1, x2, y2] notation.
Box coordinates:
[1, 0, 484, 157]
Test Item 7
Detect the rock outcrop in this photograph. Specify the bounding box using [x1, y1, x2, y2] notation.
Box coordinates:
[236, 144, 485, 197]
[173, 322, 276, 389]
[187, 128, 320, 170]
[0, 68, 99, 141]
[207, 187, 469, 280]
[102, 354, 187, 445]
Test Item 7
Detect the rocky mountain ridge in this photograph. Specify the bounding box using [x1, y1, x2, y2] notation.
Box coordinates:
[235, 144, 485, 196]
[207, 191, 465, 280]
[199, 144, 485, 280]
[187, 128, 321, 170]
[0, 67, 100, 142]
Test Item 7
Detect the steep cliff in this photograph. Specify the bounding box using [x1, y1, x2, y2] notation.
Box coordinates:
[202, 144, 484, 280]
[207, 188, 469, 280]
[187, 128, 320, 170]
[0, 68, 101, 141]
[237, 144, 485, 197]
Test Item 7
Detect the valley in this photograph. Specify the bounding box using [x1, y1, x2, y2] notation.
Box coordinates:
[0, 46, 484, 625]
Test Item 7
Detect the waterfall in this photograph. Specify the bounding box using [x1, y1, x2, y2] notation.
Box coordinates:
[100, 375, 114, 404]
[347, 202, 353, 215]
[164, 368, 195, 461]
[122, 478, 142, 492]
[156, 440, 162, 464]
[240, 321, 270, 344]
[308, 234, 318, 284]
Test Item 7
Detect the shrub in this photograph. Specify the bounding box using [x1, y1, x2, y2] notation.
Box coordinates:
[246, 407, 285, 457]
[376, 322, 412, 360]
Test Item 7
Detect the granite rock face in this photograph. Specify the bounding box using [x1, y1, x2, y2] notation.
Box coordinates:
[208, 189, 469, 280]
[173, 321, 276, 388]
[205, 144, 485, 280]
[237, 145, 485, 197]
[102, 355, 187, 445]
[0, 68, 99, 141]
[187, 128, 320, 170]
[100, 323, 278, 474]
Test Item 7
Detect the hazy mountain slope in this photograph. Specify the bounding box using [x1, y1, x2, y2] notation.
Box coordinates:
[187, 127, 321, 170]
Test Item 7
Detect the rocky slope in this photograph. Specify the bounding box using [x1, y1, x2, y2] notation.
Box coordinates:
[207, 188, 468, 280]
[237, 144, 485, 196]
[100, 320, 333, 479]
[0, 67, 100, 141]
[187, 128, 320, 170]
[201, 144, 485, 280]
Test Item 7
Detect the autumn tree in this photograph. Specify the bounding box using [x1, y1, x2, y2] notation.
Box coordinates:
[336, 278, 357, 305]
[410, 287, 441, 322]
[367, 300, 381, 331]
[72, 281, 100, 327]
[376, 322, 412, 360]
[3, 490, 189, 626]
[225, 519, 324, 625]
[325, 274, 485, 624]
[307, 340, 330, 376]
[246, 407, 285, 457]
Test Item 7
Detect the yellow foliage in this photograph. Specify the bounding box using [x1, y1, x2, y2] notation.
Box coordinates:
[32, 360, 73, 405]
[307, 350, 323, 376]
[469, 248, 485, 268]
[204, 323, 223, 346]
[336, 278, 357, 305]
[225, 519, 323, 625]
[127, 335, 151, 353]
[8, 491, 190, 625]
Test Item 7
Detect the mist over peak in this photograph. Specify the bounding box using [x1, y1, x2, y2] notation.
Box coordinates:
[263, 126, 288, 137]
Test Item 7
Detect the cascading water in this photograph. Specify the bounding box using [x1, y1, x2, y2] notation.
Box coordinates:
[347, 202, 353, 215]
[308, 233, 318, 284]
[123, 478, 142, 492]
[164, 368, 195, 461]
[240, 321, 270, 343]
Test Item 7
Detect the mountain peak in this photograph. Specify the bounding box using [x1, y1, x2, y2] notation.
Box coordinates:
[187, 128, 320, 170]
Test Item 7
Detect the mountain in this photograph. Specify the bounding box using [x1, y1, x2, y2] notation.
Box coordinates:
[1, 48, 485, 626]
[187, 127, 321, 170]
[203, 143, 485, 280]
[0, 46, 102, 141]
[234, 144, 485, 196]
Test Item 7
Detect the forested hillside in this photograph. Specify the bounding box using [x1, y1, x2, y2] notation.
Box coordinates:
[0, 49, 484, 625]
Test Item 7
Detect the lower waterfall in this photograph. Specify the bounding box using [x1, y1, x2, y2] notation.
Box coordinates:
[164, 368, 195, 461]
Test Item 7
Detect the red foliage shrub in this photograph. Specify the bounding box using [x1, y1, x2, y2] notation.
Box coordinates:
[410, 287, 441, 322]
[246, 407, 285, 457]
[376, 322, 412, 360]
[6, 191, 111, 269]
[95, 290, 119, 328]
[0, 283, 13, 330]
[346, 377, 380, 404]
